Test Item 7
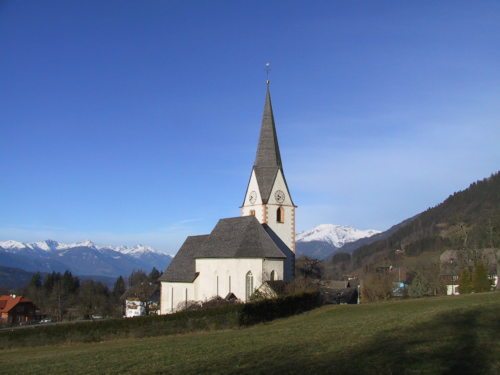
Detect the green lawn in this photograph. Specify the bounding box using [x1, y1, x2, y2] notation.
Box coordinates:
[2, 293, 499, 375]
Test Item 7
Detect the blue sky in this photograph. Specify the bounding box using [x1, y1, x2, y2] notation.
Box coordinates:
[1, 1, 499, 254]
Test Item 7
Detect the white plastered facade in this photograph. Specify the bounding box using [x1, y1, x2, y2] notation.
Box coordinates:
[160, 258, 283, 314]
[241, 169, 296, 251]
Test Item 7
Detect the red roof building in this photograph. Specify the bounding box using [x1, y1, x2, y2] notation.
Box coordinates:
[0, 295, 39, 325]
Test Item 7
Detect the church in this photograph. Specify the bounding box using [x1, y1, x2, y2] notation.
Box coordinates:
[159, 82, 296, 314]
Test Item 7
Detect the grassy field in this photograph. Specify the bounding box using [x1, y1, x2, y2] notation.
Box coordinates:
[1, 292, 499, 374]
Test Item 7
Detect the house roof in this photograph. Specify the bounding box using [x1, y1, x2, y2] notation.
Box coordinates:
[160, 216, 288, 283]
[197, 216, 286, 259]
[320, 280, 350, 290]
[0, 295, 33, 313]
[159, 235, 209, 283]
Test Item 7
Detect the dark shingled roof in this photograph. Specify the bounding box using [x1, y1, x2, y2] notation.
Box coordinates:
[159, 235, 208, 283]
[253, 86, 282, 204]
[197, 216, 286, 259]
[160, 216, 287, 283]
[254, 166, 279, 205]
[255, 87, 282, 169]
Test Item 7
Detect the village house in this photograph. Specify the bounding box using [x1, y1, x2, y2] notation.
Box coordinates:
[160, 82, 296, 313]
[125, 299, 146, 318]
[0, 294, 39, 325]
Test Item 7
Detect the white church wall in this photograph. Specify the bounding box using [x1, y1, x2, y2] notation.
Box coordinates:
[241, 170, 265, 222]
[262, 259, 283, 281]
[195, 258, 282, 302]
[266, 169, 295, 251]
[267, 169, 293, 206]
[160, 281, 195, 314]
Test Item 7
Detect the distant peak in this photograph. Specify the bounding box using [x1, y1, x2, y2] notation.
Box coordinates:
[0, 239, 167, 255]
[297, 224, 381, 248]
[34, 239, 60, 251]
[0, 240, 29, 250]
[78, 240, 95, 247]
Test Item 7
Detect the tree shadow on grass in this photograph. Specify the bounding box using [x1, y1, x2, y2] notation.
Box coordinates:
[187, 304, 500, 375]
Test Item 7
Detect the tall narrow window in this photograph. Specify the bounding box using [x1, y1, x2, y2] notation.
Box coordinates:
[277, 207, 284, 223]
[245, 271, 254, 302]
[250, 209, 256, 216]
[171, 288, 174, 312]
[270, 270, 276, 281]
[229, 275, 232, 293]
[185, 288, 188, 307]
[216, 276, 219, 296]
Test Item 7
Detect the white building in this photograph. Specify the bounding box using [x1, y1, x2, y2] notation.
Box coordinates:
[160, 82, 296, 314]
[125, 299, 146, 318]
[446, 284, 460, 296]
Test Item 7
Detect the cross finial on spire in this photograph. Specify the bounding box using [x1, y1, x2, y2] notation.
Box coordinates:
[265, 62, 271, 85]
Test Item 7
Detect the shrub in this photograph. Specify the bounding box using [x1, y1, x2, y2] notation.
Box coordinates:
[239, 291, 321, 326]
[361, 273, 393, 302]
[472, 262, 492, 292]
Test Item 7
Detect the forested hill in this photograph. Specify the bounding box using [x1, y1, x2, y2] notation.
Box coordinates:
[352, 171, 500, 268]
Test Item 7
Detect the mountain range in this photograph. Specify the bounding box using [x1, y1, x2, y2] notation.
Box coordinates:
[4, 171, 498, 288]
[0, 225, 381, 283]
[296, 224, 381, 259]
[0, 240, 172, 279]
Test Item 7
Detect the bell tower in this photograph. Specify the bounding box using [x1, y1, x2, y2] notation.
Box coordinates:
[241, 81, 296, 252]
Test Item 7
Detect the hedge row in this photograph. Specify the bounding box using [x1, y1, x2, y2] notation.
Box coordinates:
[0, 304, 242, 349]
[240, 292, 322, 325]
[0, 292, 321, 349]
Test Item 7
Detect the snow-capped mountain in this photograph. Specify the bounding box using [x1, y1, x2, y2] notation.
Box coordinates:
[0, 240, 172, 278]
[297, 224, 380, 248]
[296, 224, 380, 259]
[101, 244, 157, 257]
[0, 239, 97, 252]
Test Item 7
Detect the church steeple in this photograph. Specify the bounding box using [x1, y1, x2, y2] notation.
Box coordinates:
[251, 84, 292, 205]
[242, 81, 296, 255]
[254, 84, 282, 169]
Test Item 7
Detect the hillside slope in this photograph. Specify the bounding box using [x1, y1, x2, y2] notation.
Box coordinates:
[352, 171, 500, 268]
[1, 293, 498, 374]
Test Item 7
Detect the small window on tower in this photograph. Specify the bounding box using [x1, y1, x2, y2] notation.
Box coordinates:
[277, 207, 284, 223]
[249, 210, 256, 216]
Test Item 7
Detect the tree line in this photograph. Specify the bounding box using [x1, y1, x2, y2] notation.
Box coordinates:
[24, 268, 162, 321]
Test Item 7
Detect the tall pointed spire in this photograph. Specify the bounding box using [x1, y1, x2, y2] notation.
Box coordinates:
[251, 83, 285, 204]
[254, 84, 282, 168]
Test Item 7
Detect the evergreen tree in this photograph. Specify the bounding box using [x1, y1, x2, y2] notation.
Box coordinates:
[472, 262, 492, 292]
[113, 276, 126, 298]
[408, 272, 432, 297]
[128, 270, 148, 288]
[61, 271, 79, 295]
[458, 268, 472, 294]
[29, 272, 42, 288]
[149, 267, 161, 283]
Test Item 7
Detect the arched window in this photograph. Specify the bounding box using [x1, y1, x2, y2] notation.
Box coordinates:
[270, 270, 276, 281]
[245, 271, 254, 301]
[277, 207, 284, 223]
[249, 209, 256, 216]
